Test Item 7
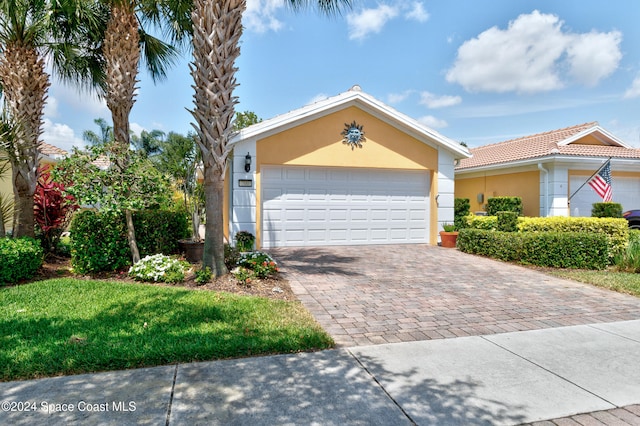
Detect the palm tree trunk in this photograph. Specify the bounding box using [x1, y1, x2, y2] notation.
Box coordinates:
[104, 2, 141, 263]
[190, 0, 245, 276]
[0, 44, 49, 238]
[104, 2, 139, 147]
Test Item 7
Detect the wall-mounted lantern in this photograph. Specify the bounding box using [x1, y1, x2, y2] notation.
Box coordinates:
[244, 152, 252, 172]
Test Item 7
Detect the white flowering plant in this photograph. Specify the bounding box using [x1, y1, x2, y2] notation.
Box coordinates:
[233, 251, 279, 281]
[128, 254, 189, 283]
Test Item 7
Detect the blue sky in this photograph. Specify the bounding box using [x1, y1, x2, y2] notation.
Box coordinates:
[43, 0, 640, 152]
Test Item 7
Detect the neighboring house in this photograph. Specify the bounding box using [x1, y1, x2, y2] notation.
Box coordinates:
[0, 142, 67, 232]
[228, 85, 471, 249]
[455, 122, 640, 217]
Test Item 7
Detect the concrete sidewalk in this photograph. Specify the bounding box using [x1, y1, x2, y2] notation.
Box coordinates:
[2, 320, 639, 425]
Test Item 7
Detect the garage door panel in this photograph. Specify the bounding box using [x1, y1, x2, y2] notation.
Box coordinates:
[262, 166, 429, 247]
[570, 176, 640, 216]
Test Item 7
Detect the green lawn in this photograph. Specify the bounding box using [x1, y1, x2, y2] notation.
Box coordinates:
[548, 269, 640, 297]
[0, 279, 333, 381]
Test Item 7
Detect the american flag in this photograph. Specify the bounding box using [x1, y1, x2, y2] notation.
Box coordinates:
[588, 160, 612, 202]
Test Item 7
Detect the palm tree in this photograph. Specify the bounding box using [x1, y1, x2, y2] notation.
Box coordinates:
[190, 0, 351, 276]
[83, 117, 114, 146]
[97, 0, 190, 263]
[0, 0, 104, 238]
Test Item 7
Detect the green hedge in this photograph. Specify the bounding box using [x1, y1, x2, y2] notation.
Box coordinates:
[592, 202, 623, 218]
[518, 216, 628, 259]
[454, 198, 471, 230]
[486, 196, 523, 216]
[0, 238, 44, 284]
[466, 215, 499, 230]
[70, 210, 190, 274]
[497, 211, 518, 232]
[132, 210, 190, 255]
[457, 229, 610, 270]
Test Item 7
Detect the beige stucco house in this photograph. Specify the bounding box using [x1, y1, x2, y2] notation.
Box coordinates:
[455, 122, 640, 217]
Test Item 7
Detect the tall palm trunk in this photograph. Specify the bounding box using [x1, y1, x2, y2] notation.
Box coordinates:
[104, 1, 141, 262]
[0, 44, 50, 238]
[190, 0, 245, 276]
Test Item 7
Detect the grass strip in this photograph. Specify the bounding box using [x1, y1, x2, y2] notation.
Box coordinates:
[548, 270, 640, 297]
[0, 278, 333, 381]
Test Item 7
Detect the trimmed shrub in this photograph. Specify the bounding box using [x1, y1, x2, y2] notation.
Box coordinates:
[70, 211, 130, 274]
[497, 211, 518, 232]
[457, 229, 521, 262]
[486, 196, 523, 216]
[70, 210, 190, 274]
[592, 202, 623, 218]
[454, 198, 471, 230]
[519, 232, 609, 269]
[457, 228, 609, 269]
[133, 210, 190, 255]
[518, 216, 628, 259]
[466, 215, 499, 230]
[0, 238, 44, 284]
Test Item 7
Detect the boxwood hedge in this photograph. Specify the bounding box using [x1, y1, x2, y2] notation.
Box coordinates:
[70, 210, 190, 274]
[457, 228, 610, 270]
[0, 237, 44, 284]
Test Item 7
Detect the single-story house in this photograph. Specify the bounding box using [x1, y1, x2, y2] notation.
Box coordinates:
[455, 122, 640, 217]
[227, 85, 471, 249]
[0, 142, 67, 232]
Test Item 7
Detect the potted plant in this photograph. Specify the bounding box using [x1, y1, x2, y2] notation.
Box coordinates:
[235, 231, 255, 252]
[439, 223, 458, 248]
[156, 133, 205, 262]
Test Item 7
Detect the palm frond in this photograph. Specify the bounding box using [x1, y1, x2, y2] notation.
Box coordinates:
[284, 0, 352, 16]
[138, 29, 179, 83]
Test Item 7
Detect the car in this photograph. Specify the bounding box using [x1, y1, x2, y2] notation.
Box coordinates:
[623, 209, 640, 229]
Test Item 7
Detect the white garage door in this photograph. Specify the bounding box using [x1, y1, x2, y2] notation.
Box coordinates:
[570, 176, 640, 216]
[261, 166, 430, 247]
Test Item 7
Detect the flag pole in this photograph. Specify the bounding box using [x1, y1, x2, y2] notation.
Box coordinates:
[568, 157, 612, 206]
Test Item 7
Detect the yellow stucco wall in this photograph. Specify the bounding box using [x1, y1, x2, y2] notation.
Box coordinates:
[455, 170, 540, 216]
[254, 107, 440, 246]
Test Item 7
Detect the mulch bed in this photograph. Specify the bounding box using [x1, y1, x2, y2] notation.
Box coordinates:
[36, 256, 297, 301]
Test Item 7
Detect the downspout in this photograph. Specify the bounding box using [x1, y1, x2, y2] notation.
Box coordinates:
[538, 163, 549, 217]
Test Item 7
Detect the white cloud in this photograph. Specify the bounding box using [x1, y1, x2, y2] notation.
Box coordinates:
[566, 31, 622, 86]
[347, 5, 398, 41]
[130, 122, 146, 137]
[624, 75, 640, 99]
[405, 2, 429, 22]
[50, 81, 109, 117]
[307, 93, 329, 105]
[419, 91, 462, 108]
[417, 115, 448, 128]
[43, 96, 59, 118]
[244, 0, 285, 33]
[41, 119, 85, 153]
[446, 10, 622, 94]
[387, 90, 413, 104]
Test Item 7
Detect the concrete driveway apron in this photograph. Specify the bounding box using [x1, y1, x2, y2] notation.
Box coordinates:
[268, 245, 640, 347]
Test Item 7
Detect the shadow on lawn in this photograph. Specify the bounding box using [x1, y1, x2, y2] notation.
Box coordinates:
[0, 285, 331, 382]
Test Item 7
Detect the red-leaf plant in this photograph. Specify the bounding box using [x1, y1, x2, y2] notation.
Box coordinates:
[33, 165, 79, 254]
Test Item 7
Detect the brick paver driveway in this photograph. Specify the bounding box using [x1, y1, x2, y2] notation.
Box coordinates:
[269, 245, 640, 347]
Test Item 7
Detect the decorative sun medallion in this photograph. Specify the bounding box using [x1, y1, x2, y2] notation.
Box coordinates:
[341, 121, 366, 150]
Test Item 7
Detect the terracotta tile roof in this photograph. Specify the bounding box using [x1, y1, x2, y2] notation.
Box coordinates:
[39, 142, 67, 158]
[456, 122, 640, 170]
